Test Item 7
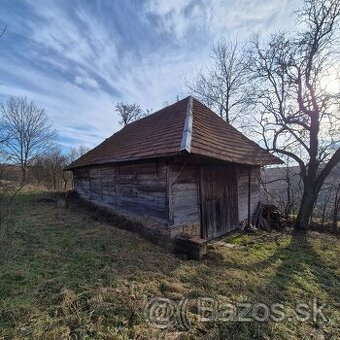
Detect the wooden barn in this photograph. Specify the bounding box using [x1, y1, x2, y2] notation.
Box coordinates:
[65, 97, 281, 241]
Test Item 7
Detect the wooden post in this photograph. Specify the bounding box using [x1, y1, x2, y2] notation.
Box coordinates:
[248, 167, 251, 227]
[197, 166, 205, 239]
[165, 165, 170, 222]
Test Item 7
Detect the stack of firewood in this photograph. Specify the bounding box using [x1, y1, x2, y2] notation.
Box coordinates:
[252, 202, 284, 231]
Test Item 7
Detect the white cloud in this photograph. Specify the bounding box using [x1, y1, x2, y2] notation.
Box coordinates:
[144, 0, 200, 39]
[0, 0, 303, 151]
[74, 75, 99, 90]
[0, 61, 116, 147]
[144, 0, 301, 40]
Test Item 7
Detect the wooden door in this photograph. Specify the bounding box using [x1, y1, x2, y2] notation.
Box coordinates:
[200, 165, 239, 240]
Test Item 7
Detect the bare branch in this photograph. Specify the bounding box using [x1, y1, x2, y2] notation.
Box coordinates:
[249, 0, 340, 229]
[187, 39, 250, 125]
[115, 102, 146, 126]
[1, 96, 56, 183]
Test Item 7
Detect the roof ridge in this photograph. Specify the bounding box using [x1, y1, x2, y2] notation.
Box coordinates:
[180, 96, 193, 152]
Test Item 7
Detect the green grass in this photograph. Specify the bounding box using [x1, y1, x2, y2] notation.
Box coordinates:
[0, 191, 339, 339]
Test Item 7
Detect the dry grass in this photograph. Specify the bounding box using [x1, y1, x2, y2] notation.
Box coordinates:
[0, 190, 339, 339]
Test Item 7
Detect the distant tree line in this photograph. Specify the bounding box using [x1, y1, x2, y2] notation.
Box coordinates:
[29, 144, 89, 191]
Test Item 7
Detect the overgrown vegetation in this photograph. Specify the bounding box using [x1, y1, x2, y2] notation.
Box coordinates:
[0, 190, 339, 339]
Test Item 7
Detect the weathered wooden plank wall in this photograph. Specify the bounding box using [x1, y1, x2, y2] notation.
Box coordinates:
[237, 166, 260, 222]
[73, 161, 168, 220]
[73, 168, 91, 198]
[168, 165, 200, 226]
[73, 158, 262, 238]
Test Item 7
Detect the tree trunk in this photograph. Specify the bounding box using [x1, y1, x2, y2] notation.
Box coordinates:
[21, 167, 27, 185]
[294, 190, 317, 230]
[332, 209, 338, 231]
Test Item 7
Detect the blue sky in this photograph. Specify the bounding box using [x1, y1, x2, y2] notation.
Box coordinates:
[0, 0, 301, 151]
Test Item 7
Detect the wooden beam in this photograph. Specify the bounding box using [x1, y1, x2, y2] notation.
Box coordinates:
[248, 166, 251, 226]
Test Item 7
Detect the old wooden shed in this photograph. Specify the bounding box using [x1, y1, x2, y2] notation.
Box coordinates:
[65, 97, 281, 240]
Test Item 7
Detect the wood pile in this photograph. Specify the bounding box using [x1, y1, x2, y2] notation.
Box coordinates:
[252, 202, 284, 231]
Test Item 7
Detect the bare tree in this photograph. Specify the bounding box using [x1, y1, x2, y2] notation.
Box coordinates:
[249, 0, 340, 230]
[51, 149, 69, 191]
[30, 146, 77, 191]
[69, 145, 90, 162]
[115, 102, 144, 126]
[43, 148, 66, 190]
[0, 109, 11, 145]
[60, 165, 72, 191]
[0, 96, 56, 259]
[60, 145, 91, 191]
[187, 40, 249, 125]
[1, 96, 56, 183]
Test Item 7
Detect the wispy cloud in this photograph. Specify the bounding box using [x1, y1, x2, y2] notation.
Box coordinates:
[0, 0, 302, 151]
[74, 75, 99, 90]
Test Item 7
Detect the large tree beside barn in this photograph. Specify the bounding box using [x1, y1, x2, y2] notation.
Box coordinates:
[249, 0, 340, 230]
[187, 0, 340, 231]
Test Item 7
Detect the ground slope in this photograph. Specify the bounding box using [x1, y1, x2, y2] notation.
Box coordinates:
[0, 191, 339, 339]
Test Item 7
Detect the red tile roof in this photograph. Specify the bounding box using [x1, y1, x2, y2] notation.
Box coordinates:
[65, 96, 281, 170]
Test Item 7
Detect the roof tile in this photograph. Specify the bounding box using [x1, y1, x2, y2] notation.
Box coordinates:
[65, 96, 281, 170]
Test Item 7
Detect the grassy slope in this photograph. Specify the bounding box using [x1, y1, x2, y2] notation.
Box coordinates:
[0, 191, 339, 339]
